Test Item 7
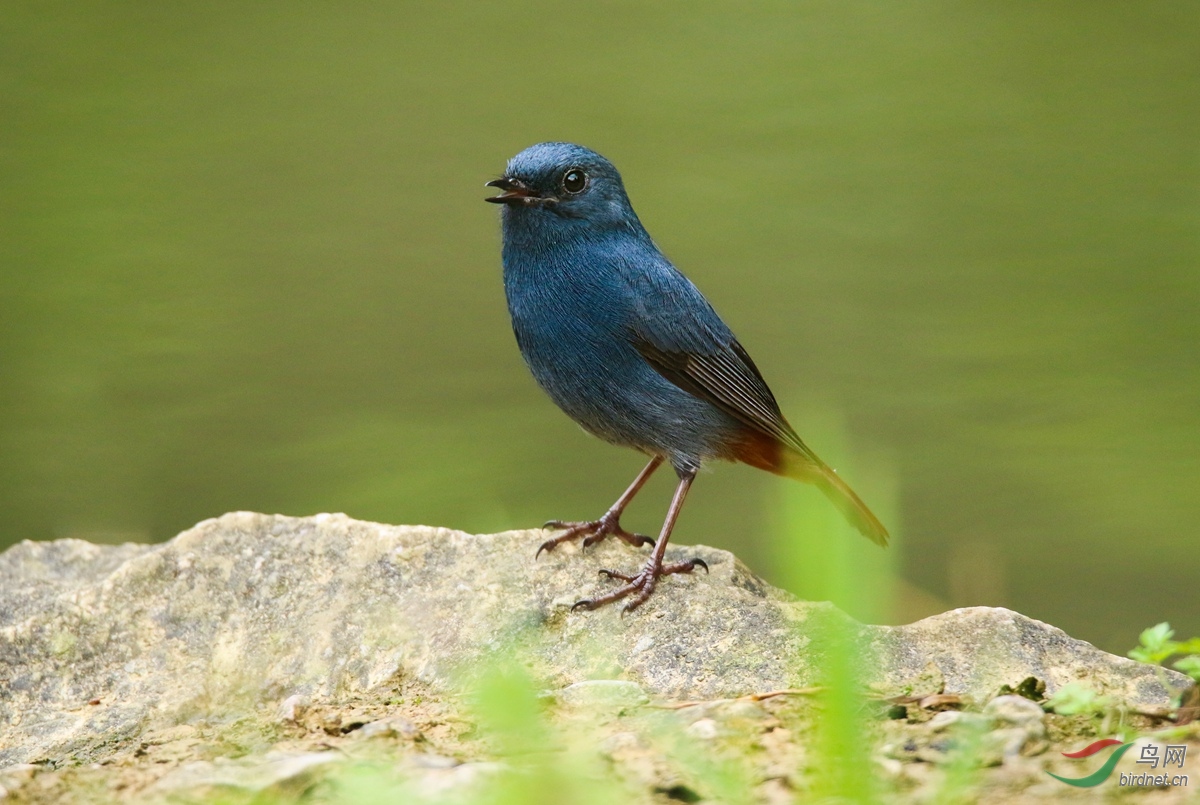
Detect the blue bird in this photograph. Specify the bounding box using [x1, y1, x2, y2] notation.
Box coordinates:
[486, 142, 888, 613]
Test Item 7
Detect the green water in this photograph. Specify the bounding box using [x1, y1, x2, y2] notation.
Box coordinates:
[2, 3, 1197, 652]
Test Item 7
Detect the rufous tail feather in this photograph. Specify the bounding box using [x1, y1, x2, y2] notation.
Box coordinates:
[781, 449, 890, 547]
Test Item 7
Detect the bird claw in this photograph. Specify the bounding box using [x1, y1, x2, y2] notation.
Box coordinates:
[571, 555, 707, 613]
[656, 557, 709, 576]
[534, 513, 653, 558]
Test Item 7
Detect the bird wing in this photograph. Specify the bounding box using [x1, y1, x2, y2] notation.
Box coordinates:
[632, 335, 816, 459]
[621, 258, 889, 546]
[624, 264, 818, 463]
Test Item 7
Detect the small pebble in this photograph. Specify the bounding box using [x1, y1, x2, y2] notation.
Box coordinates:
[599, 731, 641, 755]
[275, 695, 307, 724]
[876, 757, 903, 777]
[360, 716, 420, 740]
[0, 765, 38, 784]
[983, 695, 1045, 728]
[723, 700, 767, 720]
[558, 680, 649, 709]
[410, 753, 459, 769]
[933, 710, 992, 732]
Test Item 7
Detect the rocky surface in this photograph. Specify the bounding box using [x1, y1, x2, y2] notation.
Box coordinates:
[0, 513, 1195, 803]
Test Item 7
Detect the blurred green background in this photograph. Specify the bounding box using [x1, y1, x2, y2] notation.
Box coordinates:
[2, 2, 1196, 652]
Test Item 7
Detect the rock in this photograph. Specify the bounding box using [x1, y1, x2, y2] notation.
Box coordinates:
[983, 695, 1046, 729]
[276, 694, 308, 724]
[558, 680, 650, 709]
[0, 763, 38, 799]
[0, 511, 1188, 774]
[406, 760, 503, 800]
[359, 715, 421, 740]
[149, 751, 339, 795]
[983, 695, 1049, 761]
[927, 710, 971, 732]
[408, 753, 460, 770]
[869, 606, 1180, 708]
[0, 765, 37, 785]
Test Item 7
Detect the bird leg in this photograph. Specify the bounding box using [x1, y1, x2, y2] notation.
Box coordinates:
[573, 471, 707, 613]
[536, 456, 663, 558]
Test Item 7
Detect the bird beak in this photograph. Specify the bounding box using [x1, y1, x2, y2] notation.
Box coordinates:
[485, 177, 539, 205]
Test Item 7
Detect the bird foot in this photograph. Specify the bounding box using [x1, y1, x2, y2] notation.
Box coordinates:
[536, 512, 653, 558]
[573, 557, 708, 613]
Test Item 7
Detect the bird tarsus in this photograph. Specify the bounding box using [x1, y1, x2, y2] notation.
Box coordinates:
[535, 457, 664, 559]
[568, 471, 699, 614]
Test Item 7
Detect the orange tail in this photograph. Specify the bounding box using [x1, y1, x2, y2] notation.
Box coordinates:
[788, 452, 890, 546]
[733, 431, 889, 546]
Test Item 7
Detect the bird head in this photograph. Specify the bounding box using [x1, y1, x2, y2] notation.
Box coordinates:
[486, 142, 640, 231]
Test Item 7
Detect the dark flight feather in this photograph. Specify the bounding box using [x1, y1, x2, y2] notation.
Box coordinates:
[631, 336, 814, 460]
[631, 332, 890, 546]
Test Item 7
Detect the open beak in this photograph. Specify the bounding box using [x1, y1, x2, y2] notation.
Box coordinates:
[485, 177, 540, 205]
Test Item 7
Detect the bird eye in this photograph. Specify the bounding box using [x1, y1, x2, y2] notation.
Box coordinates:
[562, 168, 587, 194]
